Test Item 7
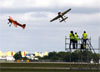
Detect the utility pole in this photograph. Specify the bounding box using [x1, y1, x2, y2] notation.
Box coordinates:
[99, 37, 100, 64]
[99, 37, 100, 54]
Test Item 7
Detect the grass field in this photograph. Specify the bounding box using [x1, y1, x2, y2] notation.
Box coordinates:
[1, 70, 99, 72]
[0, 62, 100, 72]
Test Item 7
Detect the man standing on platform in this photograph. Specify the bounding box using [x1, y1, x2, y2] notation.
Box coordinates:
[69, 31, 75, 49]
[74, 32, 79, 49]
[82, 31, 88, 48]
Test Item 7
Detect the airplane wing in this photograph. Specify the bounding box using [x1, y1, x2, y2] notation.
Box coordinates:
[50, 15, 60, 22]
[62, 8, 71, 16]
[13, 22, 17, 27]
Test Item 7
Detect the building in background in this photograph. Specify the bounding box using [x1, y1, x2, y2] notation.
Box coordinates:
[0, 51, 48, 62]
[21, 51, 28, 57]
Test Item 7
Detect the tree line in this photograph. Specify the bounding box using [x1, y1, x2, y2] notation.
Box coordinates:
[41, 50, 100, 62]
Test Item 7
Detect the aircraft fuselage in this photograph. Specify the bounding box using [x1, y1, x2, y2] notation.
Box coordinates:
[58, 12, 65, 21]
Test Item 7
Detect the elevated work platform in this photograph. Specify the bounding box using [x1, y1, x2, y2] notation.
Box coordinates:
[65, 36, 99, 63]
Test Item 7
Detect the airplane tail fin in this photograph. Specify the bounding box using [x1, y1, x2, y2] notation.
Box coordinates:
[60, 17, 68, 22]
[22, 24, 26, 29]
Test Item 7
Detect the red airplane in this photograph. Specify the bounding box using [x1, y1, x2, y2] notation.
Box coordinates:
[8, 16, 26, 29]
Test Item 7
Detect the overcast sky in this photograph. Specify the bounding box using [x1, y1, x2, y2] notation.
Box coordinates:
[0, 0, 100, 53]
